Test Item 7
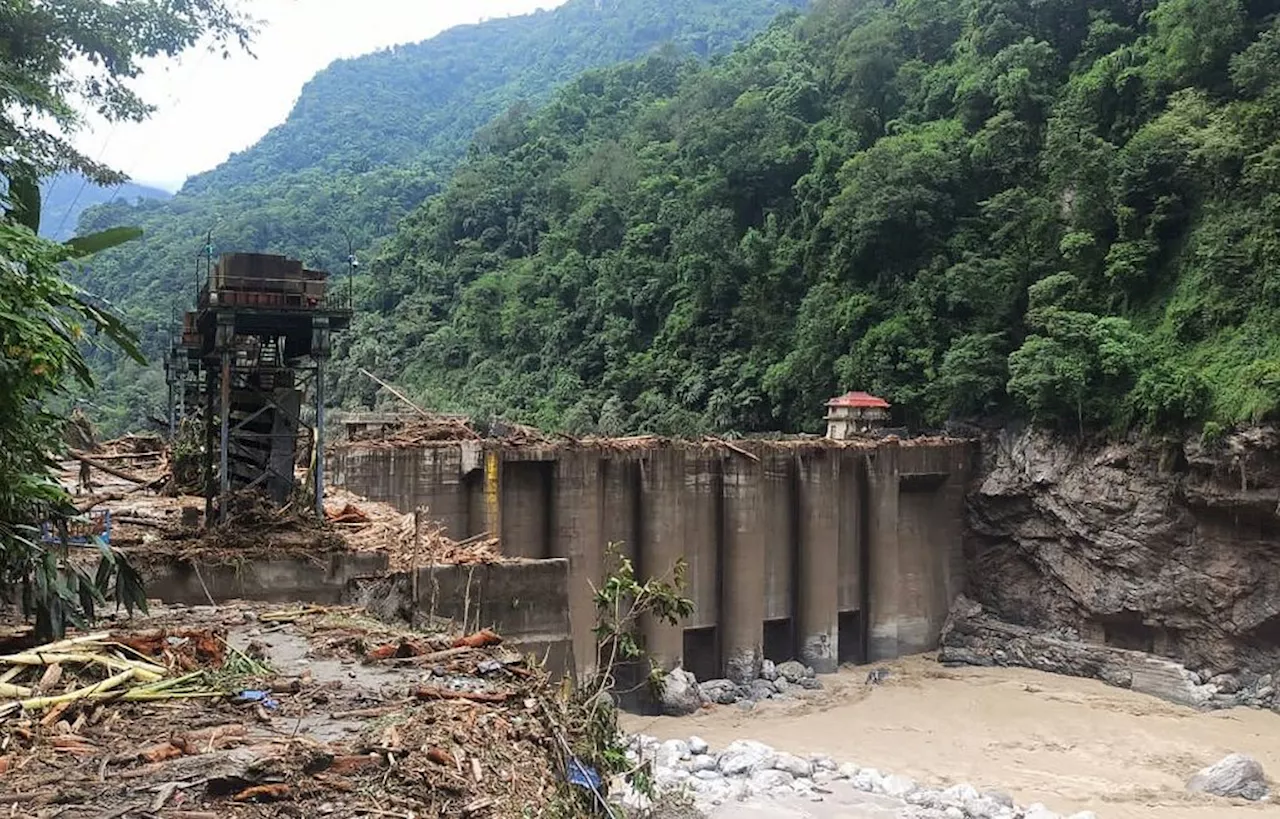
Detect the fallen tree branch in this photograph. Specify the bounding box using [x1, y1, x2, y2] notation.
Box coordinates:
[113, 516, 168, 529]
[413, 687, 510, 703]
[67, 451, 150, 486]
[707, 436, 760, 462]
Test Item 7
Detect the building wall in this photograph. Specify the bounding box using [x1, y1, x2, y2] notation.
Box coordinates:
[329, 438, 972, 680]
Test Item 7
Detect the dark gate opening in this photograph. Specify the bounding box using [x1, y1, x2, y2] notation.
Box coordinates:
[1101, 611, 1156, 653]
[763, 618, 796, 663]
[838, 610, 864, 665]
[683, 626, 719, 682]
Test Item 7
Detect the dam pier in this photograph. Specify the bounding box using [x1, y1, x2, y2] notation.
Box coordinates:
[329, 433, 972, 683]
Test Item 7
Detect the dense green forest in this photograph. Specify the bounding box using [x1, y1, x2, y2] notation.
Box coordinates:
[39, 174, 170, 242]
[70, 0, 807, 433]
[341, 0, 1280, 436]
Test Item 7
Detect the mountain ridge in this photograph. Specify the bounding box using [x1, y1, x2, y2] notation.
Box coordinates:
[40, 173, 170, 241]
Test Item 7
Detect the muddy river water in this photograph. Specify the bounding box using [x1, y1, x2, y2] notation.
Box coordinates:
[622, 656, 1280, 819]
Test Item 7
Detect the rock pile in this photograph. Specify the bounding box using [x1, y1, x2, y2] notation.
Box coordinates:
[661, 660, 824, 715]
[617, 735, 1099, 819]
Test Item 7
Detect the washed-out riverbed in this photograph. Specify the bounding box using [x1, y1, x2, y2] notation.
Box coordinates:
[622, 656, 1280, 819]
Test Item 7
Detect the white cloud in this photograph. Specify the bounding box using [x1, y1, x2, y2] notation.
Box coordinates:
[73, 0, 564, 191]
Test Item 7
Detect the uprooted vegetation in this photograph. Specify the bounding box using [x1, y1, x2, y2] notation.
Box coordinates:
[0, 601, 657, 817]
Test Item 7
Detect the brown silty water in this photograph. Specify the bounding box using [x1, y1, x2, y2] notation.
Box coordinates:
[623, 656, 1280, 819]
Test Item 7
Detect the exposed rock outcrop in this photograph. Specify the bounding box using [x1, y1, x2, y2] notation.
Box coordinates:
[966, 425, 1280, 681]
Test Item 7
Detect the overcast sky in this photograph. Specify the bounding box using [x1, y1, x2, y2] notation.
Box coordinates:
[72, 0, 565, 191]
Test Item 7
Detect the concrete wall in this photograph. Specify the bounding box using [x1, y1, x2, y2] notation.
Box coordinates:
[328, 446, 472, 539]
[416, 559, 574, 676]
[329, 438, 971, 679]
[140, 551, 390, 605]
[345, 558, 575, 678]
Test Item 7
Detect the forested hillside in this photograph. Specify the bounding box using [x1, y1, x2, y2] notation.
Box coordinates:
[71, 0, 806, 433]
[344, 0, 1280, 436]
[39, 173, 170, 241]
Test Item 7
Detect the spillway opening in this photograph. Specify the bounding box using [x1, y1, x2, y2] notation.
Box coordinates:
[763, 617, 796, 662]
[839, 610, 865, 665]
[683, 626, 720, 682]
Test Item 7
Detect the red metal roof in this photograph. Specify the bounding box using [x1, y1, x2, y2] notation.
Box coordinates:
[826, 391, 890, 409]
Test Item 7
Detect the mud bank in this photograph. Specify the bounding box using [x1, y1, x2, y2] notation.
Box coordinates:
[622, 657, 1280, 819]
[966, 426, 1280, 680]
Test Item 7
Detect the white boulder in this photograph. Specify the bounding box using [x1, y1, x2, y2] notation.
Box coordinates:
[717, 739, 776, 776]
[1187, 753, 1269, 801]
[773, 752, 814, 778]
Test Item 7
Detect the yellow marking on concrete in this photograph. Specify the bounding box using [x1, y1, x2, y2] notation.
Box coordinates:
[484, 450, 501, 535]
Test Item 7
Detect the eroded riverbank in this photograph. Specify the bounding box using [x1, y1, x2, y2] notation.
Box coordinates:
[622, 657, 1280, 819]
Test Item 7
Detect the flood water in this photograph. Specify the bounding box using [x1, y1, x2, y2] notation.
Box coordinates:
[622, 656, 1280, 818]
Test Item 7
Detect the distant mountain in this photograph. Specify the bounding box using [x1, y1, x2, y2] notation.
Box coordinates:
[39, 173, 170, 241]
[72, 0, 808, 434]
[181, 0, 806, 195]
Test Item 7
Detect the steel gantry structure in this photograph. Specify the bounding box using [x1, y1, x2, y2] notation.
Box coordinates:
[166, 252, 352, 524]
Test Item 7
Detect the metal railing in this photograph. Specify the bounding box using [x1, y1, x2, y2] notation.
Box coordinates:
[197, 274, 354, 312]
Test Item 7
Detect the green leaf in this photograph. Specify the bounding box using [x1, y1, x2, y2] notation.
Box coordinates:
[64, 227, 143, 258]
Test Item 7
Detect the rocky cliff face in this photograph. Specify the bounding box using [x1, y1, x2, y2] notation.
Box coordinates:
[966, 425, 1280, 681]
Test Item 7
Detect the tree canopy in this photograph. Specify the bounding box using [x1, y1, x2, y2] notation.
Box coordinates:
[1, 0, 252, 637]
[333, 0, 1280, 436]
[1, 0, 254, 187]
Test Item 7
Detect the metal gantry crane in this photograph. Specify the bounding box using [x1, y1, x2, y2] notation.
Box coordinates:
[166, 251, 352, 525]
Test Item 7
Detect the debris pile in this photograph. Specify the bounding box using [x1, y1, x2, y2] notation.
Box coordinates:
[0, 629, 234, 722]
[342, 414, 555, 448]
[324, 488, 502, 568]
[54, 433, 507, 568]
[0, 603, 605, 817]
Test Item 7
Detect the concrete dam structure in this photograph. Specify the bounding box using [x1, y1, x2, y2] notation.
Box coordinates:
[328, 436, 971, 683]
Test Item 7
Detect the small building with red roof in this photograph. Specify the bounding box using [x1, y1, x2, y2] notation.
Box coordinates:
[825, 391, 891, 439]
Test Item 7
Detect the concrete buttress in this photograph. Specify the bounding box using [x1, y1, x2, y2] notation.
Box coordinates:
[551, 449, 602, 679]
[639, 449, 687, 670]
[722, 451, 766, 684]
[867, 441, 901, 662]
[797, 449, 841, 672]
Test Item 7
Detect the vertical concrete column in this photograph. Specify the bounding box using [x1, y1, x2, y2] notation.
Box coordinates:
[761, 450, 793, 624]
[797, 450, 840, 673]
[638, 449, 685, 671]
[600, 458, 640, 566]
[942, 443, 971, 611]
[867, 440, 901, 662]
[721, 450, 765, 684]
[551, 449, 603, 680]
[683, 452, 721, 631]
[909, 442, 970, 651]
